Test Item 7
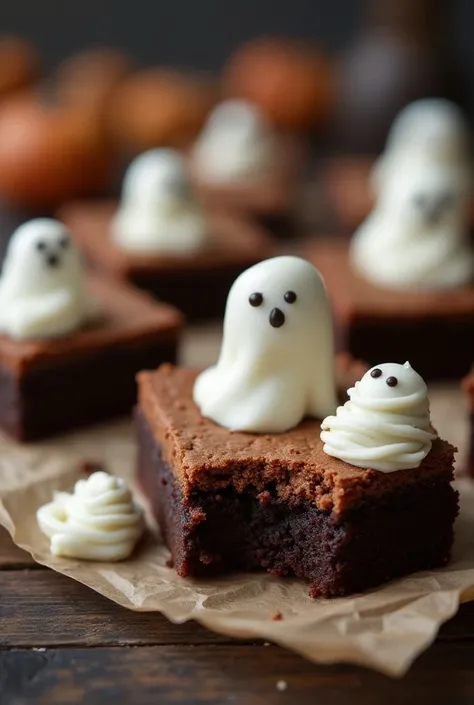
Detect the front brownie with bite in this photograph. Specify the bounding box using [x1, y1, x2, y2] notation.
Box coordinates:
[60, 201, 275, 322]
[136, 364, 458, 598]
[0, 275, 183, 441]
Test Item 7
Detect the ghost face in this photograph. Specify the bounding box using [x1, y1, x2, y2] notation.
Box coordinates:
[1, 219, 83, 297]
[355, 362, 427, 401]
[221, 256, 330, 363]
[121, 148, 191, 208]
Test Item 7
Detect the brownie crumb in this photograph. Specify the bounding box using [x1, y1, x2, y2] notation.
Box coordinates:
[190, 508, 207, 525]
[165, 557, 175, 569]
[199, 553, 215, 565]
[271, 611, 283, 621]
[78, 459, 105, 475]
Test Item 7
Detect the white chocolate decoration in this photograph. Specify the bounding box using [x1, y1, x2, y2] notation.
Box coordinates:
[112, 148, 208, 255]
[194, 256, 338, 433]
[191, 99, 276, 184]
[37, 472, 144, 561]
[320, 362, 436, 472]
[351, 99, 474, 290]
[0, 218, 98, 340]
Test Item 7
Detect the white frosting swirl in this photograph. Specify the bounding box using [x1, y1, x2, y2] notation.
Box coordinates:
[0, 219, 98, 340]
[191, 100, 276, 184]
[37, 472, 144, 561]
[351, 99, 474, 290]
[320, 362, 436, 472]
[112, 148, 207, 256]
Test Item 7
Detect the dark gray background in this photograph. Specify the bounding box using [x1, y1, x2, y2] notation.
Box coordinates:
[0, 0, 473, 83]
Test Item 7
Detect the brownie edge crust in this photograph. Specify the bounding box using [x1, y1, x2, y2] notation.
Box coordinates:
[136, 367, 459, 598]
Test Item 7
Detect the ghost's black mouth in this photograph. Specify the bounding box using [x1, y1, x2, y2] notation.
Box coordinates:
[46, 253, 60, 268]
[269, 307, 285, 328]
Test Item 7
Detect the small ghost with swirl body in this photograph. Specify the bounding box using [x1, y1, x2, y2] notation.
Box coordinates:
[351, 99, 474, 290]
[320, 362, 436, 472]
[112, 148, 207, 255]
[191, 99, 276, 184]
[0, 218, 97, 340]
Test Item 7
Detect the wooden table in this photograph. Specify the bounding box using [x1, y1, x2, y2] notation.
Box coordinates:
[1, 529, 474, 705]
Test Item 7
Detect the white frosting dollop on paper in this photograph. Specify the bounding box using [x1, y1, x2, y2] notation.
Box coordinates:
[112, 148, 208, 255]
[0, 218, 98, 340]
[191, 99, 276, 184]
[37, 471, 144, 561]
[193, 256, 338, 433]
[320, 362, 436, 472]
[351, 99, 474, 290]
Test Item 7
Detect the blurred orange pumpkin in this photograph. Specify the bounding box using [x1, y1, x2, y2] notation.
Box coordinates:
[0, 93, 112, 208]
[108, 68, 216, 153]
[224, 37, 334, 131]
[0, 36, 41, 101]
[54, 47, 132, 117]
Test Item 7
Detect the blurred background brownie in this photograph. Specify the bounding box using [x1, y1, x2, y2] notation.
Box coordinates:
[306, 240, 474, 380]
[61, 200, 275, 321]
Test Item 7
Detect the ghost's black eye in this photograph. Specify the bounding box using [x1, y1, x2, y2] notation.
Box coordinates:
[249, 292, 263, 307]
[284, 291, 297, 304]
[59, 236, 69, 249]
[370, 368, 382, 378]
[386, 376, 398, 387]
[36, 241, 46, 252]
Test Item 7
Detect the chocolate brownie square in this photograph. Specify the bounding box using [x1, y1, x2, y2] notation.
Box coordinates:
[0, 276, 183, 441]
[59, 201, 275, 321]
[136, 364, 458, 598]
[305, 239, 474, 381]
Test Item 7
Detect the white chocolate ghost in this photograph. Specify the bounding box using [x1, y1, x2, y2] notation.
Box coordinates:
[0, 218, 97, 340]
[351, 99, 474, 290]
[193, 256, 338, 433]
[321, 362, 436, 472]
[191, 99, 276, 184]
[112, 148, 207, 255]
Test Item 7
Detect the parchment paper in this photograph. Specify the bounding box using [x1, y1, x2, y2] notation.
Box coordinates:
[0, 326, 473, 678]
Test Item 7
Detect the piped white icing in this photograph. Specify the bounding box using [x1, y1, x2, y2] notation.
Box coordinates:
[37, 472, 144, 561]
[191, 99, 276, 184]
[112, 148, 207, 255]
[320, 362, 436, 472]
[193, 256, 338, 433]
[0, 218, 98, 340]
[351, 99, 474, 290]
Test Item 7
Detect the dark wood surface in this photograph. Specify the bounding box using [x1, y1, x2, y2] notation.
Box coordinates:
[1, 527, 474, 704]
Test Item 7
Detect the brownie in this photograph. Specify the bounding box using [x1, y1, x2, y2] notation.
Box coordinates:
[59, 201, 275, 321]
[188, 135, 304, 238]
[136, 365, 458, 598]
[0, 275, 183, 441]
[462, 367, 474, 478]
[305, 239, 474, 381]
